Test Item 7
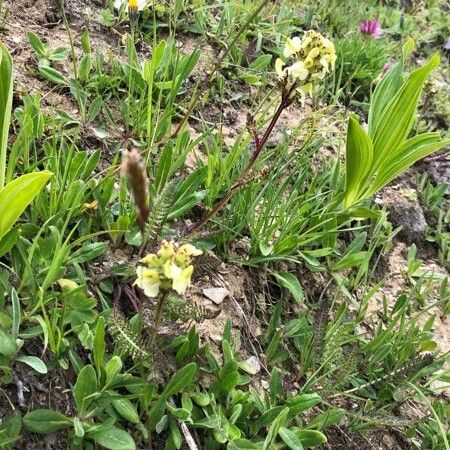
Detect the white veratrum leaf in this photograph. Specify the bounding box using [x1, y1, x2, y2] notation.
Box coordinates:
[0, 41, 13, 189]
[344, 116, 373, 208]
[370, 54, 440, 171]
[368, 61, 404, 138]
[367, 134, 450, 196]
[0, 171, 53, 240]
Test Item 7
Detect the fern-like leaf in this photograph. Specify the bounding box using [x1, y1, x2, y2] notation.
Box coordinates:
[109, 308, 150, 361]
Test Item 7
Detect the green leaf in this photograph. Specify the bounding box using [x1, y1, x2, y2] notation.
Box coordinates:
[0, 171, 53, 240]
[273, 272, 304, 304]
[93, 316, 105, 376]
[0, 41, 13, 189]
[0, 328, 17, 357]
[88, 426, 136, 450]
[279, 427, 304, 450]
[23, 409, 71, 434]
[294, 429, 327, 447]
[16, 355, 48, 374]
[38, 65, 68, 85]
[112, 398, 140, 424]
[0, 411, 22, 448]
[69, 242, 108, 264]
[0, 227, 20, 257]
[371, 54, 440, 171]
[287, 393, 322, 417]
[344, 116, 373, 208]
[308, 408, 345, 429]
[263, 407, 289, 450]
[161, 362, 197, 398]
[155, 145, 173, 193]
[368, 134, 450, 196]
[27, 32, 47, 57]
[227, 438, 263, 449]
[368, 61, 404, 138]
[73, 364, 98, 413]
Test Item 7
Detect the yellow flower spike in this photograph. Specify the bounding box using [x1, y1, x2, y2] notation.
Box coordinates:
[171, 265, 194, 295]
[135, 266, 161, 298]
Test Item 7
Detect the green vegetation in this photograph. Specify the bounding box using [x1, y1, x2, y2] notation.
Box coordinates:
[0, 0, 449, 448]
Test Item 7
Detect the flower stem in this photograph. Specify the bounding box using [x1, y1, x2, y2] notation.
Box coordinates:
[185, 83, 297, 236]
[149, 290, 169, 348]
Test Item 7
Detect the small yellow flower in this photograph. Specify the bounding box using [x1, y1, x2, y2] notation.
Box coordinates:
[83, 200, 98, 210]
[113, 0, 147, 12]
[172, 265, 194, 295]
[140, 253, 159, 266]
[157, 239, 176, 261]
[135, 266, 161, 298]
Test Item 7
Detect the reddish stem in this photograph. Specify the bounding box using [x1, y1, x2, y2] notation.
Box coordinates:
[186, 84, 297, 237]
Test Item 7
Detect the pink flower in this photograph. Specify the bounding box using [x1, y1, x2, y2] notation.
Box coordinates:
[360, 19, 382, 38]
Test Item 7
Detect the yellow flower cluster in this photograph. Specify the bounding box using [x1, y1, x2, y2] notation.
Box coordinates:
[275, 31, 336, 95]
[135, 240, 202, 297]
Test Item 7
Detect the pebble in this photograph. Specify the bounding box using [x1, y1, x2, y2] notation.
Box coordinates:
[202, 287, 229, 304]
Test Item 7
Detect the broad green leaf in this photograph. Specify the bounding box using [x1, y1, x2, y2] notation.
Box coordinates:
[308, 408, 345, 429]
[73, 364, 98, 413]
[368, 63, 403, 137]
[93, 316, 105, 376]
[294, 429, 327, 447]
[69, 242, 108, 264]
[287, 393, 322, 418]
[161, 362, 197, 398]
[273, 272, 304, 304]
[344, 116, 373, 208]
[367, 134, 450, 196]
[16, 355, 48, 374]
[0, 171, 53, 240]
[263, 407, 289, 450]
[0, 227, 20, 257]
[227, 439, 263, 449]
[370, 54, 440, 170]
[279, 427, 304, 450]
[112, 398, 140, 424]
[0, 41, 13, 189]
[89, 426, 136, 450]
[0, 411, 22, 448]
[0, 328, 17, 357]
[38, 65, 68, 85]
[23, 409, 71, 434]
[27, 32, 47, 57]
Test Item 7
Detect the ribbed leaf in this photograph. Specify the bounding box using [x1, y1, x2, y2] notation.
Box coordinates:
[370, 54, 440, 170]
[0, 41, 13, 189]
[344, 116, 373, 208]
[367, 134, 450, 196]
[0, 171, 53, 240]
[368, 38, 414, 138]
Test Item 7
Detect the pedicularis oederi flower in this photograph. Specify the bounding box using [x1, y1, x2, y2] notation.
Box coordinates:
[135, 240, 202, 297]
[275, 31, 336, 97]
[360, 19, 382, 38]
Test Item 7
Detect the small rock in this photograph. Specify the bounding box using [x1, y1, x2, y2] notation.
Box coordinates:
[382, 188, 428, 244]
[239, 356, 261, 375]
[203, 287, 229, 305]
